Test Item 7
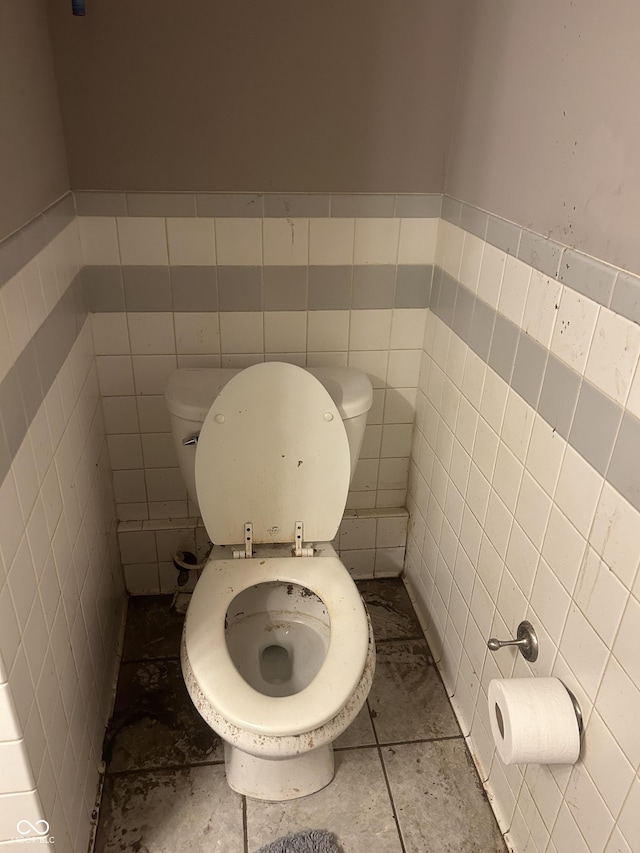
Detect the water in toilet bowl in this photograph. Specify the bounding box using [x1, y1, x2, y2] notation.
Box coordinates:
[224, 581, 331, 699]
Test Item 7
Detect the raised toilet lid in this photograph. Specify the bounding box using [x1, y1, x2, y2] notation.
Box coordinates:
[195, 362, 351, 545]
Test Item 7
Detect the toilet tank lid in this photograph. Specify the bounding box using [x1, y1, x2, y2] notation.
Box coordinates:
[165, 366, 372, 422]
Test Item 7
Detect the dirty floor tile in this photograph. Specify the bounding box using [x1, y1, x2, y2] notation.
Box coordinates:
[122, 595, 184, 661]
[94, 765, 243, 853]
[105, 659, 222, 772]
[369, 640, 461, 743]
[358, 578, 424, 640]
[334, 704, 376, 750]
[382, 740, 506, 852]
[246, 748, 403, 853]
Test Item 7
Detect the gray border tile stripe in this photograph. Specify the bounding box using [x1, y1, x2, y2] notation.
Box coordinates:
[559, 249, 616, 307]
[0, 272, 87, 485]
[73, 191, 443, 220]
[448, 195, 640, 325]
[87, 264, 434, 312]
[429, 266, 640, 513]
[0, 193, 75, 289]
[70, 191, 640, 324]
[331, 194, 396, 218]
[611, 271, 640, 324]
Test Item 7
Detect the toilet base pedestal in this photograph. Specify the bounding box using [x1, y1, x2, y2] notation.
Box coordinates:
[224, 741, 335, 801]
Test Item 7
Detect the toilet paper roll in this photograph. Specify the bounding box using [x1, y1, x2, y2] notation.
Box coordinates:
[488, 677, 580, 766]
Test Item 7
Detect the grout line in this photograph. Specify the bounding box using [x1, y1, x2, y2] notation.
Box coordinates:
[119, 654, 182, 665]
[105, 758, 227, 778]
[334, 732, 464, 754]
[376, 742, 407, 853]
[372, 634, 425, 644]
[242, 796, 249, 853]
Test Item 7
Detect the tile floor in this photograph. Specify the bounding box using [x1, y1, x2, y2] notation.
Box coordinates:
[94, 580, 506, 852]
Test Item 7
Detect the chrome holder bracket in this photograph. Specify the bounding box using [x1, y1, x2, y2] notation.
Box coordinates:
[487, 620, 539, 662]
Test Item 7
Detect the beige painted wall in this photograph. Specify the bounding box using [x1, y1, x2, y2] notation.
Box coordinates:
[446, 0, 640, 274]
[47, 0, 462, 193]
[0, 0, 69, 240]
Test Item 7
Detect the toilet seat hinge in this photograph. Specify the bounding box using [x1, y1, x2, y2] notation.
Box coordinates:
[294, 521, 314, 557]
[233, 522, 253, 559]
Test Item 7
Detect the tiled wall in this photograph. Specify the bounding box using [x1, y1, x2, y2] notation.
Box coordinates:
[77, 192, 437, 591]
[0, 198, 124, 849]
[405, 198, 640, 853]
[3, 187, 639, 850]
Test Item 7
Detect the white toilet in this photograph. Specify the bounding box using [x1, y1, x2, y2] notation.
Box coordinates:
[165, 362, 375, 801]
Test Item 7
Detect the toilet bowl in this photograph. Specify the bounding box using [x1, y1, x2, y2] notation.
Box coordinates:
[168, 361, 375, 801]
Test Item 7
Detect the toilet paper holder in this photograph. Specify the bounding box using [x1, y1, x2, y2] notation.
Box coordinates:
[487, 620, 539, 662]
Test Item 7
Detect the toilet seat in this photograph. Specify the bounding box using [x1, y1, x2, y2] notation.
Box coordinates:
[195, 362, 351, 546]
[184, 556, 370, 737]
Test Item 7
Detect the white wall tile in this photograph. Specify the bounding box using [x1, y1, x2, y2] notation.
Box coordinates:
[529, 557, 571, 639]
[584, 307, 640, 405]
[264, 312, 307, 353]
[397, 218, 438, 265]
[215, 218, 262, 265]
[102, 396, 139, 434]
[2, 275, 32, 359]
[387, 350, 421, 388]
[540, 506, 586, 595]
[458, 232, 485, 293]
[166, 217, 215, 265]
[550, 287, 599, 374]
[0, 787, 46, 840]
[137, 395, 172, 433]
[219, 312, 263, 354]
[559, 605, 609, 702]
[574, 547, 628, 647]
[617, 776, 640, 852]
[96, 355, 135, 396]
[477, 243, 507, 308]
[21, 260, 47, 337]
[522, 269, 562, 348]
[262, 218, 309, 266]
[131, 354, 177, 395]
[436, 222, 465, 279]
[625, 360, 640, 420]
[127, 312, 175, 354]
[0, 684, 21, 741]
[349, 309, 392, 351]
[124, 563, 160, 595]
[0, 301, 14, 384]
[174, 312, 220, 355]
[612, 594, 640, 686]
[112, 469, 147, 504]
[595, 656, 640, 769]
[390, 308, 427, 350]
[582, 710, 635, 819]
[145, 467, 187, 502]
[308, 219, 354, 265]
[107, 434, 144, 470]
[353, 218, 400, 265]
[117, 217, 168, 265]
[307, 311, 350, 352]
[78, 216, 120, 265]
[0, 474, 24, 570]
[524, 415, 566, 498]
[91, 313, 130, 355]
[141, 433, 178, 469]
[554, 445, 604, 537]
[498, 255, 532, 326]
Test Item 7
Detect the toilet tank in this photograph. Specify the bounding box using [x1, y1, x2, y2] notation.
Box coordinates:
[165, 366, 373, 507]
